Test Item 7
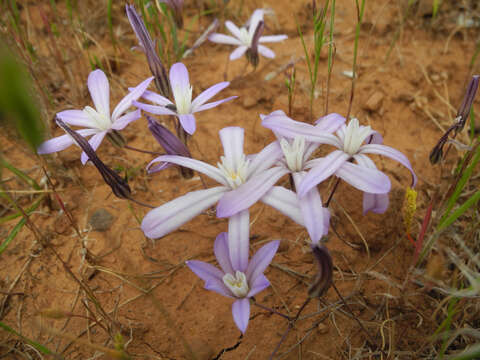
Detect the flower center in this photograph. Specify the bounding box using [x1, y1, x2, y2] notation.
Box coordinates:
[342, 118, 372, 155]
[172, 84, 193, 114]
[217, 154, 250, 189]
[83, 106, 112, 131]
[280, 136, 306, 172]
[239, 27, 252, 46]
[223, 271, 249, 297]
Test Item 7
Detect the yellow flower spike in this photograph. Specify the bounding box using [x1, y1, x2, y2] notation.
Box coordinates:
[403, 187, 418, 235]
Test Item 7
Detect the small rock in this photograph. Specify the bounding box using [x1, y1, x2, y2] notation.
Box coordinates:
[88, 208, 114, 232]
[242, 95, 257, 109]
[363, 92, 384, 112]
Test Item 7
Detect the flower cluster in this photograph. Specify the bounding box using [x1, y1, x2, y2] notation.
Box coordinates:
[36, 7, 418, 335]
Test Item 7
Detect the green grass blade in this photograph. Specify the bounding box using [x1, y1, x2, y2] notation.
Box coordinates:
[437, 191, 480, 232]
[0, 157, 41, 190]
[0, 194, 45, 225]
[0, 217, 26, 255]
[447, 343, 480, 360]
[0, 321, 55, 355]
[432, 0, 441, 19]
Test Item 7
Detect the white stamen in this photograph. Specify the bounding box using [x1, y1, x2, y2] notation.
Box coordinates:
[223, 271, 249, 297]
[83, 106, 111, 131]
[342, 118, 372, 155]
[280, 136, 306, 172]
[217, 154, 250, 189]
[172, 85, 193, 114]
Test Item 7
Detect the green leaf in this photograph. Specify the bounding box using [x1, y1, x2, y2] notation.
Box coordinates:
[0, 217, 26, 255]
[0, 321, 55, 356]
[438, 191, 480, 232]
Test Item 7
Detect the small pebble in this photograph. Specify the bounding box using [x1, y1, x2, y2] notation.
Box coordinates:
[363, 92, 384, 112]
[88, 208, 115, 232]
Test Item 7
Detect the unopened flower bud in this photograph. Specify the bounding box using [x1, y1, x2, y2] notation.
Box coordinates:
[308, 244, 333, 298]
[246, 21, 264, 68]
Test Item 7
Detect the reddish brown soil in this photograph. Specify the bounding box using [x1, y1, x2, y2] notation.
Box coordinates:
[1, 0, 479, 359]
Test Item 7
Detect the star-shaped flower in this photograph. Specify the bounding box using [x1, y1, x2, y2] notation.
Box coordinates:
[208, 9, 287, 61]
[37, 70, 153, 164]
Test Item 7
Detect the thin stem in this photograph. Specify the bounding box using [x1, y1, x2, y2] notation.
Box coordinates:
[324, 177, 341, 207]
[123, 145, 163, 156]
[253, 301, 291, 320]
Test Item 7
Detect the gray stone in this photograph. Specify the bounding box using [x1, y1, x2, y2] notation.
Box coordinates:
[88, 209, 114, 232]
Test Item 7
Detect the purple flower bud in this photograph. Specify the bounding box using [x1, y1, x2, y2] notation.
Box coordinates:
[246, 20, 264, 67]
[56, 118, 131, 199]
[456, 75, 479, 133]
[126, 5, 170, 98]
[308, 244, 333, 298]
[159, 0, 184, 29]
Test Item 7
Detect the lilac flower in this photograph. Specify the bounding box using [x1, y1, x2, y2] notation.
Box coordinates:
[208, 9, 287, 61]
[262, 113, 417, 214]
[133, 62, 236, 135]
[187, 232, 279, 333]
[37, 70, 153, 165]
[219, 110, 345, 244]
[141, 127, 288, 242]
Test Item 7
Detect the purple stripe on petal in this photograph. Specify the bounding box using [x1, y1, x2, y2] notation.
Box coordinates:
[359, 144, 417, 187]
[133, 101, 177, 116]
[247, 274, 270, 297]
[259, 35, 288, 43]
[112, 76, 154, 120]
[258, 45, 275, 59]
[146, 155, 228, 185]
[194, 96, 237, 113]
[186, 260, 232, 298]
[80, 131, 107, 165]
[227, 210, 250, 272]
[261, 186, 304, 226]
[138, 89, 173, 106]
[216, 166, 288, 218]
[178, 113, 196, 135]
[363, 192, 389, 215]
[230, 46, 248, 60]
[246, 240, 279, 284]
[141, 186, 227, 239]
[208, 33, 242, 46]
[88, 69, 110, 117]
[293, 172, 327, 244]
[232, 298, 250, 334]
[57, 110, 93, 128]
[298, 150, 350, 198]
[111, 109, 141, 131]
[37, 128, 97, 154]
[214, 232, 234, 275]
[335, 162, 391, 194]
[191, 81, 230, 110]
[205, 280, 234, 298]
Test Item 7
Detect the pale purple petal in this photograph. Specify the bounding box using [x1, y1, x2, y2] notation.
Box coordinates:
[225, 21, 243, 39]
[248, 9, 264, 37]
[365, 131, 383, 145]
[169, 62, 190, 92]
[178, 113, 196, 135]
[247, 274, 270, 297]
[193, 96, 237, 113]
[262, 112, 342, 147]
[37, 128, 98, 154]
[228, 210, 250, 272]
[88, 69, 110, 117]
[111, 109, 141, 130]
[258, 45, 275, 59]
[220, 127, 244, 170]
[230, 46, 248, 60]
[259, 35, 288, 43]
[146, 155, 228, 185]
[80, 131, 107, 165]
[232, 298, 250, 334]
[247, 141, 283, 177]
[137, 89, 173, 106]
[208, 33, 242, 46]
[363, 193, 389, 214]
[214, 233, 234, 275]
[293, 172, 327, 244]
[191, 82, 230, 110]
[298, 150, 350, 198]
[186, 260, 232, 298]
[261, 186, 304, 226]
[112, 76, 153, 120]
[359, 144, 417, 187]
[141, 186, 228, 239]
[57, 110, 94, 128]
[217, 166, 289, 218]
[132, 101, 177, 116]
[314, 113, 346, 133]
[246, 240, 279, 284]
[335, 162, 391, 194]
